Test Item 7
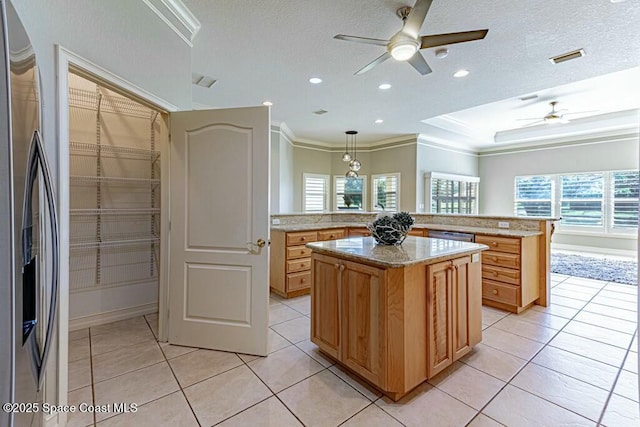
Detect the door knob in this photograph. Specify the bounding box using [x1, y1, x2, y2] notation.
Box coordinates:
[256, 238, 266, 248]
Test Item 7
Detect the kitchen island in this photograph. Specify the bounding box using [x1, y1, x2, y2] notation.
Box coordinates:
[306, 236, 488, 401]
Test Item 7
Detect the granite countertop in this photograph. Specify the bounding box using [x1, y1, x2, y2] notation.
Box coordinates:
[306, 236, 489, 269]
[272, 222, 541, 237]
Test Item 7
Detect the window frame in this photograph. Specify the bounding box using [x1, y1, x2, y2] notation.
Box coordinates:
[425, 172, 480, 215]
[302, 173, 330, 212]
[333, 175, 367, 211]
[513, 170, 639, 236]
[371, 173, 401, 212]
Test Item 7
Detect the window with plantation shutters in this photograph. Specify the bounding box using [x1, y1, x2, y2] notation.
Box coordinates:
[426, 172, 479, 214]
[514, 170, 639, 234]
[303, 173, 329, 212]
[560, 173, 604, 226]
[611, 171, 639, 229]
[514, 176, 553, 217]
[372, 173, 400, 211]
[334, 176, 366, 210]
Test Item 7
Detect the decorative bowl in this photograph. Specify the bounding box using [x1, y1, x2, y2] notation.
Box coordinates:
[366, 212, 415, 246]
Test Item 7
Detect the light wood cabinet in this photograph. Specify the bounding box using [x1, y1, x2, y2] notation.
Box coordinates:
[311, 251, 481, 401]
[426, 256, 482, 377]
[270, 228, 345, 298]
[346, 227, 371, 237]
[476, 234, 539, 313]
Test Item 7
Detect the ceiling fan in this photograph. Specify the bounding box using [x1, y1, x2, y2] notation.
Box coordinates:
[334, 0, 489, 76]
[517, 101, 595, 126]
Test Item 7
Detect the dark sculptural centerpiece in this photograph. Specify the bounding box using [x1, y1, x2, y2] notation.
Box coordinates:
[367, 212, 415, 245]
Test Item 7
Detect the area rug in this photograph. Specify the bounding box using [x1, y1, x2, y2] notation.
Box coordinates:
[551, 252, 638, 286]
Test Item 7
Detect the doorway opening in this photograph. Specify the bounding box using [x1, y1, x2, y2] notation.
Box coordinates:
[66, 69, 166, 330]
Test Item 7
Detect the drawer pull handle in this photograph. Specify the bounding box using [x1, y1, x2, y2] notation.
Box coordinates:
[330, 235, 334, 238]
[301, 278, 306, 283]
[492, 289, 498, 295]
[301, 237, 306, 241]
[492, 242, 497, 245]
[300, 263, 305, 268]
[492, 257, 498, 261]
[335, 264, 340, 270]
[340, 265, 345, 271]
[492, 271, 498, 276]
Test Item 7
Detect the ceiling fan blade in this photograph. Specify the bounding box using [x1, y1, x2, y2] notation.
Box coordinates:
[334, 34, 389, 46]
[407, 52, 432, 75]
[354, 52, 391, 75]
[563, 110, 599, 116]
[521, 120, 545, 127]
[420, 29, 489, 49]
[403, 0, 434, 38]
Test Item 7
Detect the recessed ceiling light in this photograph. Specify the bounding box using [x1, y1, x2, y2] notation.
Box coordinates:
[375, 119, 384, 124]
[309, 77, 323, 84]
[453, 69, 469, 78]
[262, 101, 273, 106]
[378, 83, 392, 90]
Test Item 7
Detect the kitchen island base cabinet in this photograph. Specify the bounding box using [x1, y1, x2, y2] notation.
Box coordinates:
[311, 251, 481, 401]
[427, 256, 482, 378]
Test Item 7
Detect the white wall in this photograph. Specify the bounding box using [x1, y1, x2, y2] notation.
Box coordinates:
[416, 139, 479, 212]
[479, 134, 639, 251]
[270, 127, 295, 213]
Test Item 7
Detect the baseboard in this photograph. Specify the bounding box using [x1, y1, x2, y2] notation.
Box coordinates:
[552, 243, 637, 258]
[69, 303, 158, 331]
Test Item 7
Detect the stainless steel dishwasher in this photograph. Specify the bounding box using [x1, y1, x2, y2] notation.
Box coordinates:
[428, 230, 475, 242]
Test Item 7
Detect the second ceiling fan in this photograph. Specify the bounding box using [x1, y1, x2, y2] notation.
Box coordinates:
[334, 0, 489, 76]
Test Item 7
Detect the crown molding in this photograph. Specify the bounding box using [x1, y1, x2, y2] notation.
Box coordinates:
[142, 0, 201, 47]
[478, 129, 639, 156]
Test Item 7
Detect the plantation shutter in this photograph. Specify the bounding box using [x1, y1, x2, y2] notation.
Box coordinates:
[303, 174, 328, 212]
[611, 171, 639, 229]
[514, 176, 553, 217]
[560, 173, 603, 226]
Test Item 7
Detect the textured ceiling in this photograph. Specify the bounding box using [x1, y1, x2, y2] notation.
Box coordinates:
[184, 0, 640, 147]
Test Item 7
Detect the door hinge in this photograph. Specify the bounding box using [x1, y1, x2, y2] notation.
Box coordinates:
[168, 221, 171, 231]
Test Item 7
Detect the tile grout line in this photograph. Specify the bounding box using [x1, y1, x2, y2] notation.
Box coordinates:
[466, 277, 616, 423]
[148, 315, 203, 427]
[596, 328, 639, 427]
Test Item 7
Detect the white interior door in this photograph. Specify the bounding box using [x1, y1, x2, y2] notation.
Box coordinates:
[169, 106, 270, 356]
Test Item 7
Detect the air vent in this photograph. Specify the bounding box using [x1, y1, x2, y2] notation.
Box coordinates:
[549, 49, 586, 64]
[519, 94, 538, 101]
[192, 73, 216, 88]
[313, 109, 328, 115]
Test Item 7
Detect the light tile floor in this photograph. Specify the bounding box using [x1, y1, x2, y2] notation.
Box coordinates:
[67, 273, 639, 426]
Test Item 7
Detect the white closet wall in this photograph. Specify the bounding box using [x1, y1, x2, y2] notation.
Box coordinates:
[68, 73, 162, 325]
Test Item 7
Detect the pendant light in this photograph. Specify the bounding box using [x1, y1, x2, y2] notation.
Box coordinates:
[341, 131, 352, 162]
[344, 130, 360, 178]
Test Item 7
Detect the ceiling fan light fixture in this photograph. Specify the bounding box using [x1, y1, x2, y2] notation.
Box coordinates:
[544, 115, 562, 124]
[390, 42, 418, 61]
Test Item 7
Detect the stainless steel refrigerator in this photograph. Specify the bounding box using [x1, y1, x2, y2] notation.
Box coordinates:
[1, 1, 59, 426]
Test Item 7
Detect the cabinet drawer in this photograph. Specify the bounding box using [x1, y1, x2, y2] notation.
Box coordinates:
[287, 245, 312, 260]
[287, 271, 311, 291]
[318, 229, 346, 241]
[482, 264, 520, 285]
[286, 231, 317, 246]
[482, 251, 520, 269]
[475, 235, 521, 254]
[287, 258, 311, 273]
[347, 227, 371, 237]
[407, 229, 425, 237]
[483, 280, 520, 305]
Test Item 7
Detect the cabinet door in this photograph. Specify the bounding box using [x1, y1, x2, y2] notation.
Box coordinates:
[451, 256, 482, 360]
[341, 260, 386, 387]
[310, 254, 341, 359]
[427, 261, 453, 377]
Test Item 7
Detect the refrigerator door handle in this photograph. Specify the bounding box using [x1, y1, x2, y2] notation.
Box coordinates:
[21, 130, 58, 390]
